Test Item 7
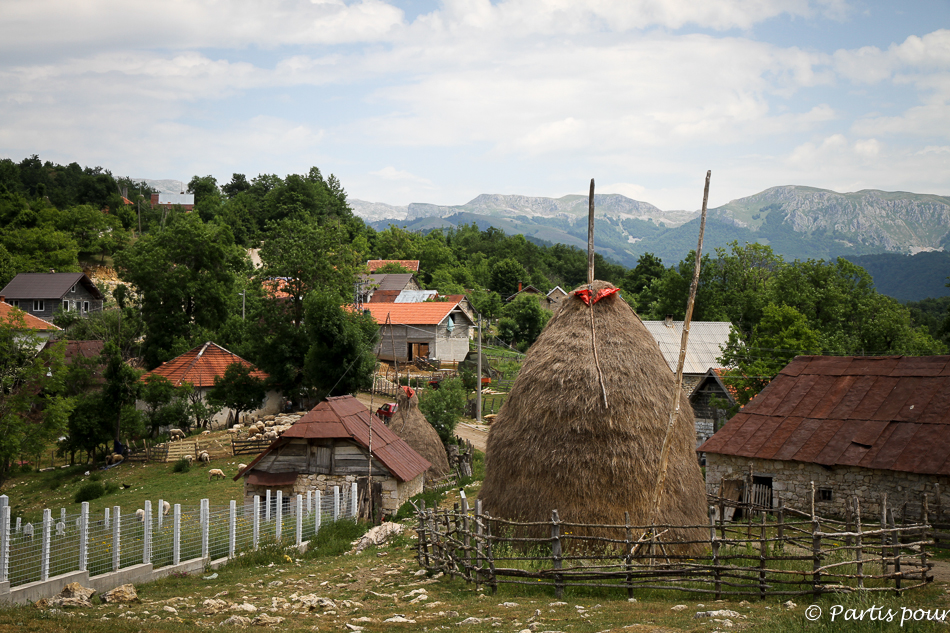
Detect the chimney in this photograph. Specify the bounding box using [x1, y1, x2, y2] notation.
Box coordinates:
[0, 295, 4, 304]
[664, 314, 674, 327]
[151, 193, 159, 205]
[518, 281, 522, 292]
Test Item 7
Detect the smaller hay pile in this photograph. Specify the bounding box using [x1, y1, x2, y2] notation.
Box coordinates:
[389, 388, 451, 478]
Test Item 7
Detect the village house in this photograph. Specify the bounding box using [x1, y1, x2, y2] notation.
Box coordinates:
[689, 368, 738, 449]
[0, 272, 104, 322]
[505, 284, 569, 312]
[149, 192, 194, 211]
[138, 341, 281, 427]
[361, 298, 474, 364]
[642, 317, 733, 392]
[358, 273, 422, 304]
[700, 355, 950, 520]
[236, 395, 429, 516]
[366, 259, 420, 273]
[0, 298, 61, 351]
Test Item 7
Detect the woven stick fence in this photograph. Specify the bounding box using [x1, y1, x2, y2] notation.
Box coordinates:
[415, 493, 934, 600]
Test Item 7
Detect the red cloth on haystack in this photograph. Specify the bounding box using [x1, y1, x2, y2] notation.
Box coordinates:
[574, 286, 619, 305]
[402, 385, 415, 399]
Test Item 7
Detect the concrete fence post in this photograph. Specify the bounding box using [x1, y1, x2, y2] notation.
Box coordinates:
[296, 495, 302, 547]
[173, 504, 181, 566]
[229, 500, 236, 559]
[15, 517, 20, 534]
[105, 507, 110, 529]
[143, 501, 152, 565]
[0, 503, 9, 583]
[253, 495, 260, 550]
[276, 491, 283, 543]
[351, 482, 358, 518]
[333, 486, 340, 522]
[306, 490, 312, 515]
[79, 502, 88, 572]
[157, 499, 163, 529]
[315, 490, 322, 534]
[112, 505, 121, 572]
[201, 499, 209, 560]
[265, 490, 271, 523]
[41, 509, 51, 582]
[60, 508, 66, 525]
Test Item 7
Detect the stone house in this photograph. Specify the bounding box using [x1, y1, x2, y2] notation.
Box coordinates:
[0, 272, 104, 322]
[137, 341, 282, 427]
[236, 395, 429, 516]
[361, 298, 474, 364]
[700, 355, 950, 520]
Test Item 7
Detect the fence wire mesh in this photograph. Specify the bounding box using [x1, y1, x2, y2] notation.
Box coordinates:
[2, 485, 357, 587]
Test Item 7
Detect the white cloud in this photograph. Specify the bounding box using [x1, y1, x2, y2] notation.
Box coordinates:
[370, 166, 434, 186]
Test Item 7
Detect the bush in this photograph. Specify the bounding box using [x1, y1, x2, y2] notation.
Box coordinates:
[75, 481, 105, 503]
[89, 472, 102, 482]
[304, 519, 370, 559]
[104, 482, 119, 494]
[172, 458, 191, 473]
[419, 377, 467, 443]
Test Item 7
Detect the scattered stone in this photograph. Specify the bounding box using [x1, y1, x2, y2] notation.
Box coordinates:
[459, 617, 485, 625]
[345, 625, 364, 632]
[738, 600, 751, 607]
[102, 584, 138, 604]
[501, 602, 519, 608]
[163, 605, 178, 614]
[409, 594, 427, 604]
[783, 600, 797, 610]
[252, 614, 284, 626]
[232, 603, 259, 613]
[204, 573, 219, 580]
[671, 604, 688, 611]
[627, 598, 637, 603]
[413, 569, 427, 577]
[549, 602, 567, 607]
[351, 522, 404, 553]
[268, 580, 283, 587]
[222, 615, 252, 627]
[384, 615, 416, 623]
[695, 610, 741, 619]
[202, 598, 230, 614]
[403, 589, 427, 598]
[47, 582, 97, 608]
[351, 616, 374, 622]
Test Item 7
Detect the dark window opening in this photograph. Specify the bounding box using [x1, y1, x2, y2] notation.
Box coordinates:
[818, 488, 833, 502]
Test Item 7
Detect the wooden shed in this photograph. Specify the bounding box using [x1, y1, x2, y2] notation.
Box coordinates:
[236, 395, 430, 516]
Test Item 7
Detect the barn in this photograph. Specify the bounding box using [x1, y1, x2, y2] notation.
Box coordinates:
[700, 355, 950, 519]
[236, 395, 430, 516]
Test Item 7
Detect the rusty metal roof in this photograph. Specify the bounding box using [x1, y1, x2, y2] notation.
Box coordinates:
[699, 355, 950, 476]
[242, 395, 430, 483]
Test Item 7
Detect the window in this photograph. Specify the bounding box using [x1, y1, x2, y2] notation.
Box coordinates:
[70, 284, 76, 293]
[33, 300, 44, 312]
[10, 300, 17, 308]
[63, 300, 69, 312]
[83, 301, 89, 313]
[818, 488, 833, 502]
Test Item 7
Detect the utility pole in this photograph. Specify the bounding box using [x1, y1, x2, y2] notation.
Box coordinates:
[476, 314, 482, 424]
[239, 292, 245, 320]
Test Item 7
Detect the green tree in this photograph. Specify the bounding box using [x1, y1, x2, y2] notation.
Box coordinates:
[207, 363, 267, 427]
[302, 290, 379, 401]
[0, 311, 73, 483]
[419, 377, 467, 444]
[115, 213, 246, 368]
[140, 374, 190, 435]
[490, 257, 529, 297]
[497, 293, 551, 351]
[100, 342, 143, 442]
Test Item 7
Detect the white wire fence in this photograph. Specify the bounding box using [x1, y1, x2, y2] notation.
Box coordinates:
[0, 484, 357, 588]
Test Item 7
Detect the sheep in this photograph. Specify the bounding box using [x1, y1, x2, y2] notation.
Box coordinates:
[182, 454, 194, 464]
[208, 468, 225, 481]
[106, 453, 124, 466]
[162, 500, 171, 516]
[135, 509, 145, 522]
[169, 429, 185, 441]
[201, 430, 210, 435]
[264, 418, 276, 428]
[237, 463, 247, 471]
[263, 431, 278, 441]
[198, 451, 211, 464]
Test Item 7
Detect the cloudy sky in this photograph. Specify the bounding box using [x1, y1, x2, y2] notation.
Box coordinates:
[2, 0, 949, 210]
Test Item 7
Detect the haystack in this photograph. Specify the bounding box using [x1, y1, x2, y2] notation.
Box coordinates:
[478, 280, 707, 551]
[389, 388, 451, 479]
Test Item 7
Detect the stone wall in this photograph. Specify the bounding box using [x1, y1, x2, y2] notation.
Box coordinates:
[706, 453, 950, 520]
[242, 471, 424, 516]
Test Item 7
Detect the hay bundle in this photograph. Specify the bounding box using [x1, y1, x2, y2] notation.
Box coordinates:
[479, 280, 707, 552]
[390, 389, 451, 478]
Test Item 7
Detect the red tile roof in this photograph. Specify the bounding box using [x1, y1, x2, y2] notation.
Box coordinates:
[0, 301, 60, 331]
[366, 260, 420, 272]
[699, 355, 950, 476]
[359, 299, 469, 326]
[238, 395, 429, 483]
[140, 341, 268, 387]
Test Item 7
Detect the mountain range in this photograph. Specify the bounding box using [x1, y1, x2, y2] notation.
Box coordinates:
[351, 186, 950, 300]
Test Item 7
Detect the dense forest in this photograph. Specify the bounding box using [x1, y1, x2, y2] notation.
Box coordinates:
[1, 154, 949, 460]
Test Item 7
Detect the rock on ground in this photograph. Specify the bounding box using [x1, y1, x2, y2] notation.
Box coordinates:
[102, 584, 138, 603]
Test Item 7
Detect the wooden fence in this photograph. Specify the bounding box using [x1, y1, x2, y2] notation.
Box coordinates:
[415, 494, 933, 600]
[230, 437, 272, 456]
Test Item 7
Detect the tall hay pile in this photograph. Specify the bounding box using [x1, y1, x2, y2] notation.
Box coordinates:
[479, 281, 707, 553]
[390, 389, 451, 478]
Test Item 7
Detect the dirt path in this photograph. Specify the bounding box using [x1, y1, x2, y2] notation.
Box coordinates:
[455, 422, 488, 452]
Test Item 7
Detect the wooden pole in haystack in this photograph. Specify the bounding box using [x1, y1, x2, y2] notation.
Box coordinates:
[647, 170, 711, 526]
[586, 178, 609, 409]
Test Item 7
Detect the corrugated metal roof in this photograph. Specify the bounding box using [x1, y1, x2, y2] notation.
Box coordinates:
[699, 355, 950, 476]
[242, 396, 429, 483]
[641, 321, 733, 374]
[140, 341, 268, 387]
[394, 290, 439, 303]
[0, 272, 104, 300]
[0, 301, 61, 331]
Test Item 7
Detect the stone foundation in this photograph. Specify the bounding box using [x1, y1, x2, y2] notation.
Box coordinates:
[706, 453, 950, 520]
[243, 472, 424, 515]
